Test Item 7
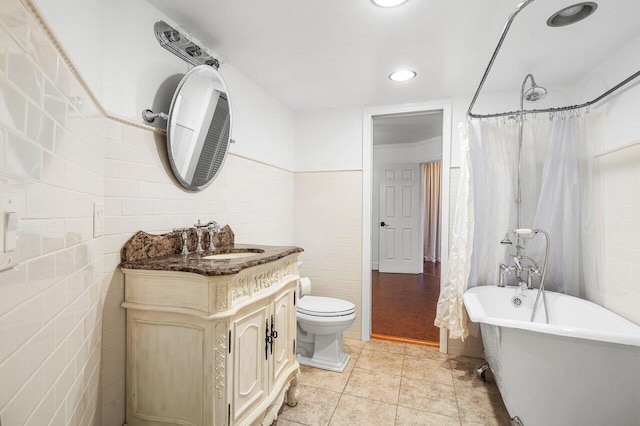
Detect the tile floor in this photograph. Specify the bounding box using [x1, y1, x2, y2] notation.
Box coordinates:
[276, 339, 511, 426]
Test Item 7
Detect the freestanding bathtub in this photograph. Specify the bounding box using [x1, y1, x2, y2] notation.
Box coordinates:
[463, 285, 640, 426]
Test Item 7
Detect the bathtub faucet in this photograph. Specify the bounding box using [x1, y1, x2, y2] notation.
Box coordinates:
[498, 264, 514, 287]
[498, 255, 538, 289]
[499, 228, 551, 323]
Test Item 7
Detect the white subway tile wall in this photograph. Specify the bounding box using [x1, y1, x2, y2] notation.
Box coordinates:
[596, 143, 640, 324]
[0, 2, 104, 425]
[294, 171, 363, 339]
[0, 1, 295, 425]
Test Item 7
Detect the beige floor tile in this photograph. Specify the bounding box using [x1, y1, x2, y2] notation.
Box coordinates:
[402, 356, 454, 386]
[328, 394, 396, 426]
[363, 339, 405, 354]
[279, 384, 341, 426]
[404, 343, 449, 360]
[450, 359, 499, 394]
[355, 348, 404, 375]
[398, 377, 459, 419]
[456, 388, 511, 426]
[299, 364, 353, 393]
[273, 419, 307, 426]
[395, 405, 461, 426]
[343, 338, 365, 353]
[343, 368, 401, 404]
[343, 342, 363, 362]
[449, 355, 484, 366]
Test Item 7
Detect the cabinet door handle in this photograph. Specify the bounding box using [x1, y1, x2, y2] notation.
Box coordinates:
[269, 315, 276, 354]
[270, 315, 278, 339]
[265, 319, 271, 360]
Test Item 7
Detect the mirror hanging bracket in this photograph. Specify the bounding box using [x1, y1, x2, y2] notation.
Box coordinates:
[143, 21, 221, 124]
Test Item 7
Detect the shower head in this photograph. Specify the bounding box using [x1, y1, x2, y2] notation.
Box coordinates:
[524, 85, 547, 102]
[520, 73, 547, 107]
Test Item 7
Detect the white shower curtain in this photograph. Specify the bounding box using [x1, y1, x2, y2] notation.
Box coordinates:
[423, 161, 442, 262]
[436, 112, 601, 339]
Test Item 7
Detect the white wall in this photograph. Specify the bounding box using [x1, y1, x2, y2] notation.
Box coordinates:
[32, 0, 105, 101]
[0, 1, 297, 426]
[294, 107, 363, 171]
[292, 107, 364, 338]
[33, 0, 296, 171]
[34, 0, 187, 120]
[576, 32, 640, 151]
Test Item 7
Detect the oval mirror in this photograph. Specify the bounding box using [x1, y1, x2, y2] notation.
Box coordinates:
[167, 65, 232, 191]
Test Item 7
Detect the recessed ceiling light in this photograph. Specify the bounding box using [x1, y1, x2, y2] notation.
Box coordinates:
[389, 70, 416, 82]
[371, 0, 408, 8]
[547, 2, 597, 27]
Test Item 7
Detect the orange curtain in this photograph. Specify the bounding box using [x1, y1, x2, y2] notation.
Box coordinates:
[424, 161, 442, 262]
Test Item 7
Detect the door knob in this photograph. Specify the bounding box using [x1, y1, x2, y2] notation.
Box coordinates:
[380, 221, 388, 227]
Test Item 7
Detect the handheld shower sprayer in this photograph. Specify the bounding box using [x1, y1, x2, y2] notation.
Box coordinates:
[500, 233, 513, 245]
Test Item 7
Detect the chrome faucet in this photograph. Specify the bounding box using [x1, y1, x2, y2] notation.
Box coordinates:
[194, 220, 205, 254]
[527, 267, 541, 290]
[205, 221, 220, 251]
[498, 264, 514, 287]
[499, 228, 551, 323]
[174, 227, 190, 255]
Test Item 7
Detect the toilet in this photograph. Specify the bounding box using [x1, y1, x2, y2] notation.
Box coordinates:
[296, 277, 356, 372]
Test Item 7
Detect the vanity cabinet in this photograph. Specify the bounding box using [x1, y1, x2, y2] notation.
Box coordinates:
[231, 286, 295, 424]
[121, 254, 300, 426]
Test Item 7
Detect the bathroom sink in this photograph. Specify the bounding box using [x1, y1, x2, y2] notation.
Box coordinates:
[203, 250, 264, 260]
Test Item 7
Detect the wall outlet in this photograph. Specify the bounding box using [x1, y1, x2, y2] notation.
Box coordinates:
[93, 202, 104, 237]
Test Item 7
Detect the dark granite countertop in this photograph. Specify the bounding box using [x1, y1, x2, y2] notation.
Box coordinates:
[120, 227, 303, 276]
[119, 243, 303, 276]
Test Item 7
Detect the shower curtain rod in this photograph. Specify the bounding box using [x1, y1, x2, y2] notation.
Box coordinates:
[466, 0, 640, 119]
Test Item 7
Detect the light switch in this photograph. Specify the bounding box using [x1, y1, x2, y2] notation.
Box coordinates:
[0, 193, 22, 271]
[4, 211, 18, 252]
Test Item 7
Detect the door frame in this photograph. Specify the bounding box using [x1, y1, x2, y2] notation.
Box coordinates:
[361, 100, 452, 352]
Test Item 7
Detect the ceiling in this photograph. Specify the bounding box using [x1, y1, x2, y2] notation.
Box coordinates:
[146, 0, 640, 112]
[373, 111, 443, 146]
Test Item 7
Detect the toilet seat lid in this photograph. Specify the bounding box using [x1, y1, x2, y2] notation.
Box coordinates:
[297, 296, 355, 317]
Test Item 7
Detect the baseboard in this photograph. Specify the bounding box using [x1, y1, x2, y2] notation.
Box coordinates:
[371, 333, 439, 348]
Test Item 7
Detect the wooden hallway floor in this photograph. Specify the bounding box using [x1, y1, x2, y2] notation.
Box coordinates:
[372, 262, 441, 345]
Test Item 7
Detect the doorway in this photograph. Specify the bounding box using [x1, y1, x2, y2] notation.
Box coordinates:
[365, 107, 449, 347]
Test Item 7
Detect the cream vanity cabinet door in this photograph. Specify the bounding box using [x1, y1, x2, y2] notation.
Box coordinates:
[269, 286, 295, 391]
[230, 283, 297, 425]
[126, 310, 216, 426]
[230, 300, 269, 423]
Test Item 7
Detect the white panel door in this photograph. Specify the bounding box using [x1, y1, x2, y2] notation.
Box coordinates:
[379, 163, 422, 274]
